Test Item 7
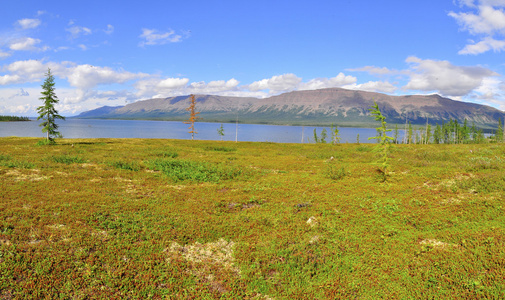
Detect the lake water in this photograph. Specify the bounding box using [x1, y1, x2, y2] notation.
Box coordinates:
[0, 118, 402, 144]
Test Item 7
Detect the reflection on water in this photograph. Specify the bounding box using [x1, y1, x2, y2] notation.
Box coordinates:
[0, 118, 403, 143]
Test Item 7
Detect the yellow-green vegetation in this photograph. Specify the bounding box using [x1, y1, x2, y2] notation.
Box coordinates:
[0, 116, 30, 122]
[1, 137, 504, 299]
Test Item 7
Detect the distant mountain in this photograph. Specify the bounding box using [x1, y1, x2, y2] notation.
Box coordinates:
[74, 105, 124, 118]
[73, 88, 505, 129]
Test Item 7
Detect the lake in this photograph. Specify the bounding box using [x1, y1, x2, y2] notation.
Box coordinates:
[0, 118, 403, 144]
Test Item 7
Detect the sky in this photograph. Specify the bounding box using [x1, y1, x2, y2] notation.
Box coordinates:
[1, 0, 505, 116]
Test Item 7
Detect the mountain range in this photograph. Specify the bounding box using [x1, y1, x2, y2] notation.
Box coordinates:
[74, 88, 505, 129]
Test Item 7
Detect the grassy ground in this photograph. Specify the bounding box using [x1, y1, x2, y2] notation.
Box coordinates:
[0, 137, 504, 299]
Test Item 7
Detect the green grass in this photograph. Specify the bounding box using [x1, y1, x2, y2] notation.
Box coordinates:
[0, 137, 504, 299]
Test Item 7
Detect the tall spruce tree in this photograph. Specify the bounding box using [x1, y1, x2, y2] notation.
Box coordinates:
[37, 68, 65, 143]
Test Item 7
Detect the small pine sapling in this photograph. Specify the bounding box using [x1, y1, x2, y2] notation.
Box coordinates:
[313, 129, 319, 143]
[331, 124, 341, 144]
[320, 128, 327, 143]
[368, 101, 394, 181]
[217, 124, 225, 141]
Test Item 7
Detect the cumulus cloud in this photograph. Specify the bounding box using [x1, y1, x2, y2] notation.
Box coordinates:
[139, 28, 182, 46]
[14, 88, 29, 97]
[134, 77, 190, 98]
[0, 60, 146, 93]
[0, 51, 10, 59]
[298, 73, 357, 90]
[247, 73, 302, 93]
[403, 56, 497, 96]
[9, 37, 46, 51]
[0, 74, 22, 85]
[2, 60, 49, 83]
[16, 18, 41, 30]
[66, 22, 92, 39]
[343, 81, 398, 94]
[450, 1, 505, 54]
[470, 76, 505, 109]
[449, 5, 505, 35]
[64, 64, 146, 90]
[458, 36, 505, 53]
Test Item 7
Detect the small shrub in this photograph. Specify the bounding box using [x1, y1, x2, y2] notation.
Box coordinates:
[51, 155, 87, 164]
[467, 156, 503, 171]
[108, 161, 141, 171]
[157, 149, 179, 158]
[146, 158, 243, 182]
[356, 145, 372, 152]
[205, 146, 236, 152]
[2, 160, 35, 169]
[325, 162, 347, 180]
[36, 139, 56, 146]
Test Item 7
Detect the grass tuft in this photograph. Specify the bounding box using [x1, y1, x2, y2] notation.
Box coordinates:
[146, 158, 243, 182]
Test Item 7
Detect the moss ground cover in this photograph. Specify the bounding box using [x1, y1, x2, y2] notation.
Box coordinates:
[0, 137, 504, 299]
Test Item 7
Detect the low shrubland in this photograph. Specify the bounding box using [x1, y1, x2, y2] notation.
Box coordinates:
[0, 137, 504, 299]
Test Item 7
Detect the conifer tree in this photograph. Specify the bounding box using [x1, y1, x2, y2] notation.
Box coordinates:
[184, 94, 201, 140]
[495, 118, 503, 143]
[217, 124, 225, 141]
[368, 102, 394, 181]
[36, 68, 65, 143]
[331, 124, 341, 144]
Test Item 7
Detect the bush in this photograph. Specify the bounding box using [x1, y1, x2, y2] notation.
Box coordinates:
[51, 155, 87, 164]
[156, 149, 179, 158]
[108, 160, 141, 171]
[146, 158, 243, 182]
[36, 139, 56, 146]
[325, 162, 347, 180]
[205, 146, 237, 152]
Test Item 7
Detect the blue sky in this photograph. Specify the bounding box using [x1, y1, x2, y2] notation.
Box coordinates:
[1, 0, 505, 116]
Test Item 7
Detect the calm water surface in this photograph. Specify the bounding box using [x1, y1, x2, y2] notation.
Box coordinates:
[0, 119, 401, 144]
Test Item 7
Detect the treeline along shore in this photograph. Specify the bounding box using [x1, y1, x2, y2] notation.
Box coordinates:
[0, 115, 30, 122]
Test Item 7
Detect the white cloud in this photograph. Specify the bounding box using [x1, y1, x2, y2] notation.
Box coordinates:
[0, 74, 22, 85]
[66, 24, 92, 38]
[403, 56, 497, 96]
[105, 24, 114, 35]
[471, 76, 505, 109]
[10, 88, 30, 98]
[0, 60, 146, 93]
[449, 5, 505, 35]
[247, 73, 302, 93]
[16, 18, 41, 30]
[9, 37, 45, 51]
[139, 28, 182, 46]
[64, 64, 145, 89]
[343, 81, 398, 94]
[346, 66, 397, 75]
[134, 77, 189, 98]
[3, 60, 49, 83]
[189, 79, 240, 93]
[0, 51, 10, 59]
[458, 36, 505, 53]
[450, 1, 505, 54]
[298, 73, 357, 91]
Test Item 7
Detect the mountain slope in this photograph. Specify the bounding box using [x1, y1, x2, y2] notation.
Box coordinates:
[73, 88, 504, 128]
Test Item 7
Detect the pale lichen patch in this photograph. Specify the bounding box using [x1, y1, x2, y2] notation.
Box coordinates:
[419, 239, 458, 250]
[166, 238, 239, 273]
[4, 169, 49, 181]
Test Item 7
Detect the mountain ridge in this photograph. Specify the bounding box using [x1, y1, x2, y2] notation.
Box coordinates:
[73, 88, 504, 129]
